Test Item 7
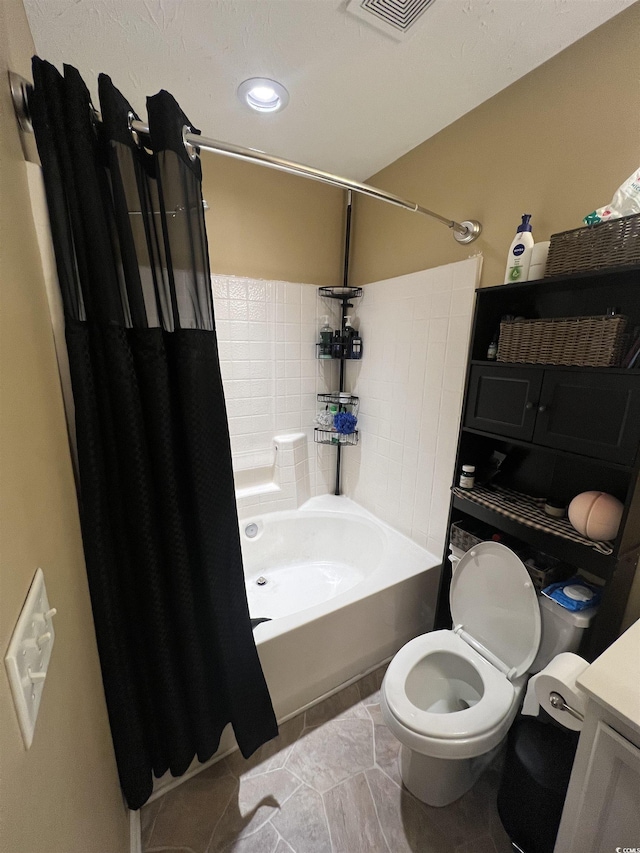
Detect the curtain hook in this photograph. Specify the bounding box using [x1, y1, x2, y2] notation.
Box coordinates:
[182, 125, 199, 161]
[127, 111, 141, 148]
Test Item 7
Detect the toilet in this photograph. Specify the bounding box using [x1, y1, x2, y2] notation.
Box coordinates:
[380, 541, 596, 807]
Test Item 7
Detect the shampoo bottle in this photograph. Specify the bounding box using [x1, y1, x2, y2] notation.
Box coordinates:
[504, 214, 534, 284]
[344, 316, 356, 357]
[332, 329, 343, 359]
[350, 329, 362, 360]
[319, 315, 333, 359]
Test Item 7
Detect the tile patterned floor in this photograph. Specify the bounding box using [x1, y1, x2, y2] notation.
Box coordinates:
[141, 666, 514, 853]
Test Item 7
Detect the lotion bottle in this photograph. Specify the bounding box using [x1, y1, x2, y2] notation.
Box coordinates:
[344, 316, 356, 357]
[504, 214, 534, 284]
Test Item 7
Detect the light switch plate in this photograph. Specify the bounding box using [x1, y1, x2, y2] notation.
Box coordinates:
[5, 568, 56, 749]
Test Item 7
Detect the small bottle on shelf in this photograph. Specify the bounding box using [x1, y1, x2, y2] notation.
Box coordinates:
[344, 316, 356, 356]
[319, 315, 333, 359]
[459, 464, 476, 489]
[332, 329, 344, 359]
[350, 327, 362, 359]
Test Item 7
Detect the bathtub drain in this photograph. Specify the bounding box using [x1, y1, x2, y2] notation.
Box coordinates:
[256, 576, 267, 586]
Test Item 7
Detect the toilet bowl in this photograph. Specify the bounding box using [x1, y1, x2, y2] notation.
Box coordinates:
[381, 541, 541, 807]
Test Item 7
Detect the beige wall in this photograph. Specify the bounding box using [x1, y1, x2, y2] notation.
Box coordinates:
[0, 2, 129, 852]
[348, 4, 640, 629]
[202, 154, 345, 285]
[350, 3, 640, 290]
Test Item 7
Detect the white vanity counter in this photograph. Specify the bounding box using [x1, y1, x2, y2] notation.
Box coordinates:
[555, 618, 640, 853]
[577, 617, 640, 738]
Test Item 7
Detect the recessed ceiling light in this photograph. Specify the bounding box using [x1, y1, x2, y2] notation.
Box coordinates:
[237, 78, 289, 113]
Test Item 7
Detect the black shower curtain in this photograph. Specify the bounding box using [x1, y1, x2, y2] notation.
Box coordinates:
[29, 58, 278, 809]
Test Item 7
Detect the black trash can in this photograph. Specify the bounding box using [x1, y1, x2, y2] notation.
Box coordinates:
[497, 715, 580, 853]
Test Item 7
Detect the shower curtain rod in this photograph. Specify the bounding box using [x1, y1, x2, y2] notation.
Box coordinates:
[10, 70, 482, 244]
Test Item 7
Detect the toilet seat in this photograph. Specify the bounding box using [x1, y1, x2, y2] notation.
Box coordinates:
[450, 541, 541, 678]
[383, 629, 515, 740]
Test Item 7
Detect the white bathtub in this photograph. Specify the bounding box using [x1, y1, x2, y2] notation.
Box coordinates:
[241, 494, 442, 720]
[151, 494, 441, 799]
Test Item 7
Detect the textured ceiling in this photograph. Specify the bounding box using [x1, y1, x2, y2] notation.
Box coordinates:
[24, 0, 633, 180]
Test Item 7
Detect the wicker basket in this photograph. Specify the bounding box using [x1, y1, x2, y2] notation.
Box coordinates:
[523, 555, 567, 592]
[545, 213, 640, 277]
[497, 314, 627, 367]
[450, 521, 484, 552]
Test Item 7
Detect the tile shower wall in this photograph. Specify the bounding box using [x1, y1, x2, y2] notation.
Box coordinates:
[342, 257, 482, 557]
[212, 275, 341, 516]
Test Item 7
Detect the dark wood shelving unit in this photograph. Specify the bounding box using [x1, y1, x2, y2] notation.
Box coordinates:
[451, 493, 613, 576]
[461, 426, 635, 473]
[436, 265, 640, 659]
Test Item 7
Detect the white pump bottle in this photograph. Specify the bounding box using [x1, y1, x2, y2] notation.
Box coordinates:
[504, 214, 534, 283]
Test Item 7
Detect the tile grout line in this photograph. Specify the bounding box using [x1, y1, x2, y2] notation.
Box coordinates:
[367, 711, 376, 777]
[282, 763, 306, 787]
[143, 794, 165, 850]
[208, 768, 305, 852]
[320, 783, 337, 853]
[278, 779, 304, 809]
[270, 823, 288, 852]
[370, 733, 405, 844]
[363, 771, 393, 853]
[215, 810, 281, 853]
[203, 775, 240, 853]
[369, 717, 405, 793]
[373, 759, 402, 791]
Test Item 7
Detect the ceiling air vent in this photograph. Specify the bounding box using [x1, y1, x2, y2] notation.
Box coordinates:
[346, 0, 436, 41]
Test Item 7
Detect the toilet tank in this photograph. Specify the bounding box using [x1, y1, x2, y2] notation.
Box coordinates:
[529, 595, 598, 673]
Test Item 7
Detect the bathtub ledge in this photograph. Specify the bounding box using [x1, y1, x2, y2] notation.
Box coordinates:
[236, 481, 280, 499]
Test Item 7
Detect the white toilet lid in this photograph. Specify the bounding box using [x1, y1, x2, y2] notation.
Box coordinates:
[450, 541, 541, 678]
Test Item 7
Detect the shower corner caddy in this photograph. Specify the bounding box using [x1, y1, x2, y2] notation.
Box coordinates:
[314, 393, 360, 446]
[316, 286, 363, 361]
[315, 286, 363, 447]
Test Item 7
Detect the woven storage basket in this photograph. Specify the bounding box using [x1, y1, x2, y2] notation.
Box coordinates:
[545, 213, 640, 277]
[450, 521, 483, 552]
[497, 314, 627, 367]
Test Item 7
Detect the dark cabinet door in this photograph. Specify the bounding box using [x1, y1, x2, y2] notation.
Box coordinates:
[465, 365, 543, 440]
[533, 371, 640, 464]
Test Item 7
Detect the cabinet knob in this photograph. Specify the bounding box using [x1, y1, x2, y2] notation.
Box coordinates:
[525, 401, 534, 410]
[538, 404, 548, 413]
